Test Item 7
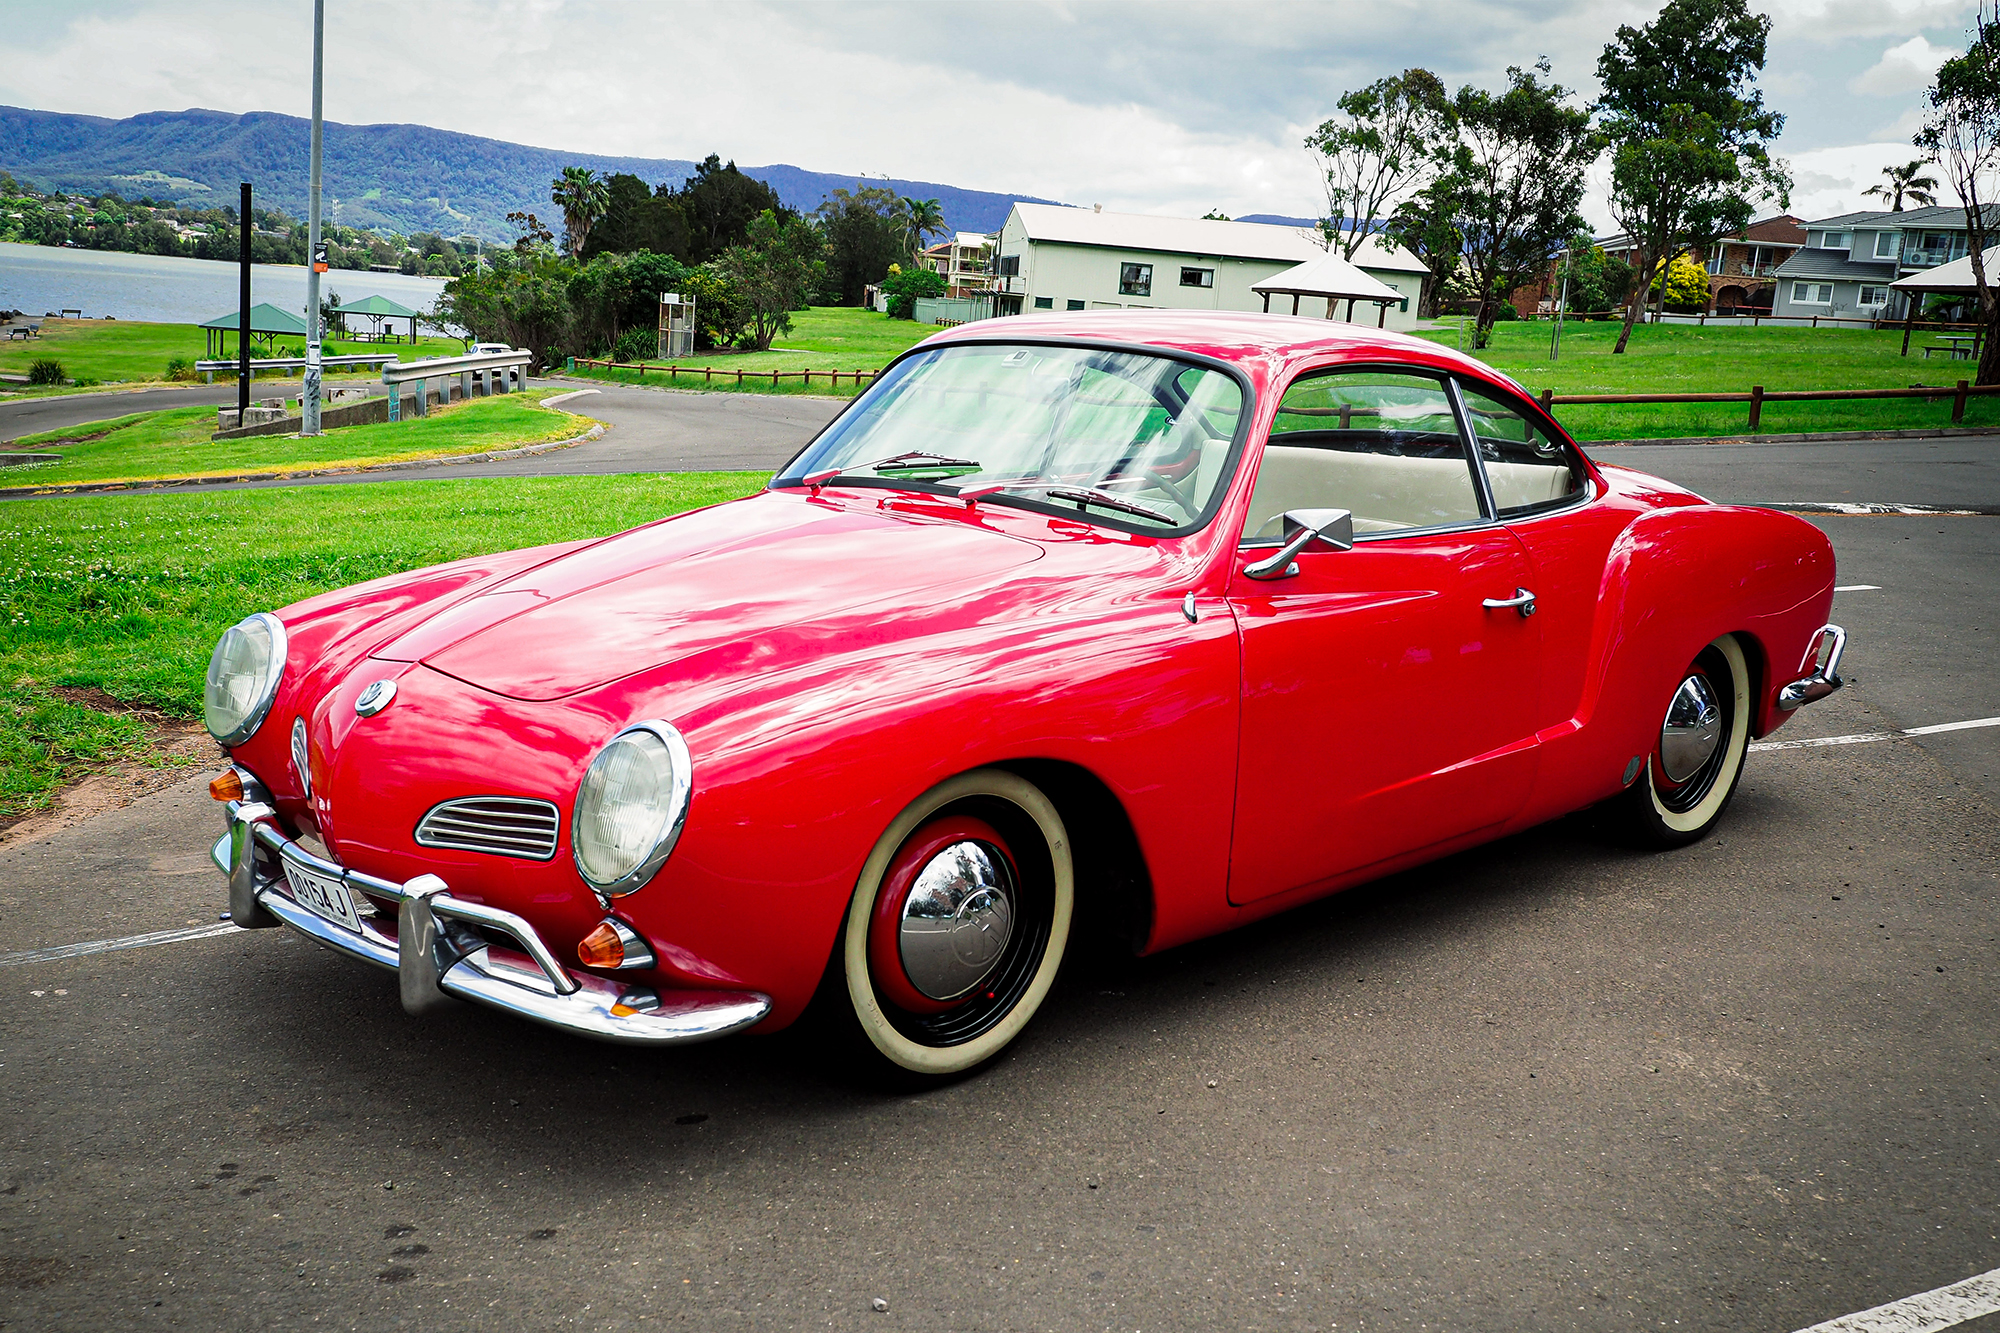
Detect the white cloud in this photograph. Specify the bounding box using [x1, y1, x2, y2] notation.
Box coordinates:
[1780, 141, 1946, 218]
[1765, 0, 1974, 44]
[1850, 35, 1953, 95]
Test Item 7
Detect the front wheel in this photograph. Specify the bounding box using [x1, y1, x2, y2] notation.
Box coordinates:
[1619, 635, 1752, 848]
[838, 769, 1073, 1079]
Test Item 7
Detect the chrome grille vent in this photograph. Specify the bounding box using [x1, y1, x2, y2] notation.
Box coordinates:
[414, 797, 560, 861]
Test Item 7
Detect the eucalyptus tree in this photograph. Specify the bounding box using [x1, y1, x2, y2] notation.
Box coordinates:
[1916, 13, 2000, 384]
[1305, 68, 1455, 260]
[1597, 0, 1789, 354]
[1429, 61, 1597, 347]
[550, 166, 611, 259]
[1861, 159, 1940, 212]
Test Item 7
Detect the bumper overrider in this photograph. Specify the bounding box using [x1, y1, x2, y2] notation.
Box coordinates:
[1776, 623, 1847, 711]
[212, 794, 771, 1046]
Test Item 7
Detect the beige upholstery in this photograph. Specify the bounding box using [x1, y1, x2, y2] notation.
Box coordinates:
[1484, 459, 1575, 511]
[1243, 445, 1481, 539]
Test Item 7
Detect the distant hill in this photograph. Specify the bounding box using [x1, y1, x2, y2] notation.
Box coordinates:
[0, 106, 1067, 241]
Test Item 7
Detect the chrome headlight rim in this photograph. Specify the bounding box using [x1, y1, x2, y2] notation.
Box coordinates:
[570, 719, 693, 899]
[203, 611, 288, 747]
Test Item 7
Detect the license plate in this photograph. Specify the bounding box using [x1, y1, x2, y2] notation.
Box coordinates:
[285, 860, 361, 932]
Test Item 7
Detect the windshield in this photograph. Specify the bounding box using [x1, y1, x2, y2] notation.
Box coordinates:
[774, 343, 1247, 531]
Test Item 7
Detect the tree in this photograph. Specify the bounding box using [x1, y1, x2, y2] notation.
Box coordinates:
[1651, 252, 1711, 309]
[816, 185, 906, 304]
[1381, 184, 1463, 318]
[898, 196, 946, 260]
[1429, 61, 1597, 347]
[1306, 68, 1456, 261]
[506, 209, 555, 255]
[881, 263, 948, 318]
[715, 210, 826, 350]
[1916, 14, 2000, 385]
[1559, 236, 1637, 314]
[674, 154, 787, 263]
[1597, 0, 1789, 353]
[583, 173, 692, 260]
[550, 167, 611, 258]
[1201, 208, 1232, 221]
[1862, 159, 1940, 212]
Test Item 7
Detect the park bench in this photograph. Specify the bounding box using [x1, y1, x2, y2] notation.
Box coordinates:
[5, 321, 43, 340]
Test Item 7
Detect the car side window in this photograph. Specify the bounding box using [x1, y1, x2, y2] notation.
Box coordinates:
[1242, 369, 1484, 542]
[1455, 381, 1588, 516]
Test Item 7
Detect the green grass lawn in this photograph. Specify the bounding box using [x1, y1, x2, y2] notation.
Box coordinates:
[1, 472, 768, 816]
[2, 391, 598, 489]
[0, 317, 466, 391]
[564, 305, 939, 397]
[1419, 318, 2000, 439]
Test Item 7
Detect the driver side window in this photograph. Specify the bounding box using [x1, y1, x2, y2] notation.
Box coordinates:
[1242, 369, 1483, 542]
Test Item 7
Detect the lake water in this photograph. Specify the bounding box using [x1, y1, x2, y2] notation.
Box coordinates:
[0, 242, 451, 327]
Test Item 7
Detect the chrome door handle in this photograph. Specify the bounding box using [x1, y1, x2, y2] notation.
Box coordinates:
[1482, 587, 1537, 617]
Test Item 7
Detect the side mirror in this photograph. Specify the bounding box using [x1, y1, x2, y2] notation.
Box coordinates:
[1243, 508, 1354, 580]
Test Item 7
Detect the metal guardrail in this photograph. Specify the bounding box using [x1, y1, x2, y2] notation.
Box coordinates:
[382, 348, 533, 420]
[569, 358, 882, 388]
[196, 353, 398, 383]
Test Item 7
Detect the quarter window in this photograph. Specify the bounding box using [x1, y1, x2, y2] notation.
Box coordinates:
[1244, 370, 1482, 541]
[1119, 263, 1153, 297]
[1180, 266, 1214, 288]
[1455, 381, 1586, 516]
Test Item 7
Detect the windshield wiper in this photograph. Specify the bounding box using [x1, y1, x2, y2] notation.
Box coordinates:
[959, 481, 1175, 525]
[866, 451, 983, 477]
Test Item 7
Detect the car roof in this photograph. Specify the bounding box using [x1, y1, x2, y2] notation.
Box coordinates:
[915, 309, 1520, 397]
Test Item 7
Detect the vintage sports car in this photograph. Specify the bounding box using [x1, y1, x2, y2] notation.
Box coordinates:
[206, 311, 1846, 1077]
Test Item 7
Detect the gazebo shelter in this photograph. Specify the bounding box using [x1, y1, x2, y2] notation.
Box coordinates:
[1252, 250, 1405, 326]
[1889, 246, 2000, 356]
[200, 303, 308, 357]
[338, 293, 422, 344]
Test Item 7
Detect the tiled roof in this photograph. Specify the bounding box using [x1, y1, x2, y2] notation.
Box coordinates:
[1773, 250, 1898, 282]
[1803, 206, 1967, 230]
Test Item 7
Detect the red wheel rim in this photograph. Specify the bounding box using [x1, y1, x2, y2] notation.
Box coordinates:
[867, 816, 1015, 1015]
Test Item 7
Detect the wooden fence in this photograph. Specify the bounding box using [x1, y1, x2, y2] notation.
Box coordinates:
[570, 358, 884, 388]
[1534, 380, 2000, 431]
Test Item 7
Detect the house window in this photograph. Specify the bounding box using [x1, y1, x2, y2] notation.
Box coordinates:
[1180, 266, 1214, 288]
[1815, 231, 1850, 251]
[997, 254, 1021, 276]
[1792, 282, 1834, 305]
[1874, 232, 1902, 258]
[1033, 295, 1053, 309]
[1119, 263, 1153, 297]
[1066, 299, 1085, 311]
[1858, 285, 1889, 306]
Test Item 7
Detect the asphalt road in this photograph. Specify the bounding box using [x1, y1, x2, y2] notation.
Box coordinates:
[0, 437, 1995, 1332]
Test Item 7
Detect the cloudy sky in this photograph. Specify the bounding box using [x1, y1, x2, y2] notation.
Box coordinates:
[0, 0, 1983, 228]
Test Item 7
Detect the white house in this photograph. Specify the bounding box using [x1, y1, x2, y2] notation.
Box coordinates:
[989, 204, 1431, 331]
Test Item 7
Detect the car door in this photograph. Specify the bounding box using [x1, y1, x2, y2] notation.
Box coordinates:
[1225, 366, 1543, 906]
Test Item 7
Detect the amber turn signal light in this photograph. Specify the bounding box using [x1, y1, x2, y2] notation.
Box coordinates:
[577, 922, 627, 969]
[209, 770, 245, 801]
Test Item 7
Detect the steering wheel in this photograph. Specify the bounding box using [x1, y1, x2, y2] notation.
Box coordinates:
[1137, 467, 1199, 519]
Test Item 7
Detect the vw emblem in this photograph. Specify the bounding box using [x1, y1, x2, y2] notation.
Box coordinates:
[354, 679, 398, 717]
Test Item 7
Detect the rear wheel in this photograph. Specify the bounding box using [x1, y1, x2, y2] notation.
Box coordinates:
[839, 769, 1073, 1079]
[1621, 635, 1752, 848]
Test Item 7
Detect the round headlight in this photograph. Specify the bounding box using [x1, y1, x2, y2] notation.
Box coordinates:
[203, 612, 287, 746]
[570, 721, 692, 897]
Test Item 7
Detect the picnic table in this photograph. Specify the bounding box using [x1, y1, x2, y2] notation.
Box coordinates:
[1924, 333, 1981, 360]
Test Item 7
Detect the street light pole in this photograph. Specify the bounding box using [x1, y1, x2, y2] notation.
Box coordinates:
[302, 0, 326, 435]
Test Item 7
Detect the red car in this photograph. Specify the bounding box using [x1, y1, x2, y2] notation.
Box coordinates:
[207, 312, 1845, 1078]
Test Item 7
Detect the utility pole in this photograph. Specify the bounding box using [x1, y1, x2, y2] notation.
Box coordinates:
[237, 182, 252, 418]
[302, 0, 326, 434]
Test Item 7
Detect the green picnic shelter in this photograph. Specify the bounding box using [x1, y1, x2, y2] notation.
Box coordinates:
[337, 293, 423, 343]
[200, 303, 309, 357]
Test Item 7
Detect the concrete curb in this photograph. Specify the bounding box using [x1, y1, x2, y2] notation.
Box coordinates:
[1587, 426, 2000, 447]
[0, 422, 606, 500]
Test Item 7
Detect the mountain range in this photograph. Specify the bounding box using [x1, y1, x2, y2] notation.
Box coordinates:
[0, 106, 1069, 241]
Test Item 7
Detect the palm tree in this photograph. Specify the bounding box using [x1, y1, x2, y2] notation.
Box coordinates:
[898, 196, 947, 260]
[550, 167, 611, 258]
[1862, 160, 1940, 212]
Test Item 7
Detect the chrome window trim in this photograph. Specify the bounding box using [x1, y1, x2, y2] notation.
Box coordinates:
[207, 611, 288, 747]
[1450, 374, 1594, 523]
[570, 719, 694, 900]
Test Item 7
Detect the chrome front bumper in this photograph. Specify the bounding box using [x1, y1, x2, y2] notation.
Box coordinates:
[213, 798, 770, 1046]
[1776, 623, 1847, 711]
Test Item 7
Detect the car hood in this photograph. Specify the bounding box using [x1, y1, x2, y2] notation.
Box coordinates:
[375, 494, 1043, 701]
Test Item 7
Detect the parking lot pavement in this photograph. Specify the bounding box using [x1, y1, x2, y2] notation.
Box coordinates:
[0, 383, 246, 441]
[0, 437, 1992, 1332]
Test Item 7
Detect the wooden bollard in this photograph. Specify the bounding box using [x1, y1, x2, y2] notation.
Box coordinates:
[1748, 385, 1765, 431]
[1539, 388, 1554, 412]
[1953, 379, 1969, 424]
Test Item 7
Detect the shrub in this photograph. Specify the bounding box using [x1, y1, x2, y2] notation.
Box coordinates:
[881, 264, 946, 319]
[164, 356, 198, 382]
[612, 327, 657, 364]
[1492, 303, 1519, 321]
[27, 358, 65, 386]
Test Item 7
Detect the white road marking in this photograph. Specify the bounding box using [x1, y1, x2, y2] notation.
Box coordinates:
[1790, 1263, 2000, 1332]
[1834, 584, 1882, 591]
[0, 922, 237, 969]
[1754, 716, 2000, 752]
[1764, 501, 1994, 516]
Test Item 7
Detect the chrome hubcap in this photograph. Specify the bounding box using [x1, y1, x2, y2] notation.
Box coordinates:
[898, 840, 1015, 1002]
[1660, 674, 1722, 783]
